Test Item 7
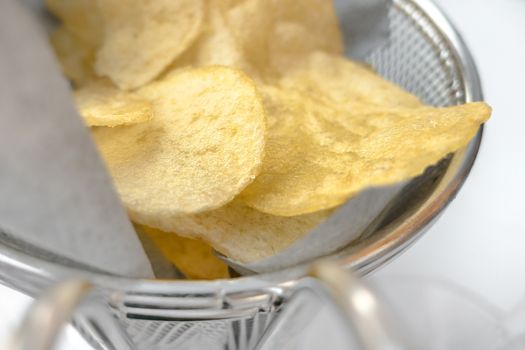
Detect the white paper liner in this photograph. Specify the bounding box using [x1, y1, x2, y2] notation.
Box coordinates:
[0, 0, 153, 278]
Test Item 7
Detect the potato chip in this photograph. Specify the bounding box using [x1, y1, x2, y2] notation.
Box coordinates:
[171, 1, 254, 76]
[239, 86, 491, 216]
[223, 0, 343, 78]
[93, 67, 266, 225]
[267, 0, 344, 70]
[154, 200, 332, 264]
[221, 0, 273, 76]
[75, 80, 153, 127]
[94, 0, 205, 90]
[141, 226, 229, 280]
[279, 52, 422, 108]
[45, 0, 493, 275]
[49, 27, 96, 86]
[46, 0, 102, 48]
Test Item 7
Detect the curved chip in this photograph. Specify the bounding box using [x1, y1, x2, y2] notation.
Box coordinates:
[49, 27, 96, 86]
[75, 80, 153, 127]
[240, 86, 491, 216]
[141, 226, 229, 280]
[94, 0, 205, 90]
[153, 200, 331, 264]
[93, 67, 266, 224]
[46, 0, 103, 48]
[268, 0, 344, 70]
[279, 52, 422, 108]
[223, 0, 343, 78]
[171, 1, 254, 76]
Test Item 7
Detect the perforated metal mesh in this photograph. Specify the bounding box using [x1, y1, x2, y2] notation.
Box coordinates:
[101, 1, 473, 349]
[366, 0, 465, 107]
[114, 313, 275, 350]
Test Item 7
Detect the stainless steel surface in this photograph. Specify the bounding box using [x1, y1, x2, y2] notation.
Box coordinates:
[5, 281, 137, 350]
[310, 262, 409, 350]
[6, 281, 91, 350]
[0, 0, 485, 348]
[7, 264, 406, 350]
[256, 261, 411, 350]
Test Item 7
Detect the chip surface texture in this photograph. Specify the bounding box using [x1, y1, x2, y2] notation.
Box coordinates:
[240, 86, 491, 216]
[95, 0, 204, 90]
[75, 80, 153, 127]
[158, 200, 332, 264]
[93, 66, 266, 227]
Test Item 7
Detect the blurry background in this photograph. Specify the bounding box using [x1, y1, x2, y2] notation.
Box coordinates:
[1, 0, 524, 348]
[375, 0, 525, 310]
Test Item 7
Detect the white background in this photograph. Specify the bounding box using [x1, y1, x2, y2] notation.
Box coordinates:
[376, 0, 525, 311]
[1, 0, 524, 348]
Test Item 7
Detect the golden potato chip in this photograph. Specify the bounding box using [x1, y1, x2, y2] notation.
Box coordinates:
[221, 0, 273, 76]
[267, 0, 344, 70]
[46, 0, 102, 48]
[171, 1, 253, 76]
[93, 67, 266, 225]
[239, 86, 491, 216]
[155, 200, 332, 264]
[75, 80, 153, 127]
[94, 0, 205, 90]
[141, 226, 229, 280]
[46, 0, 493, 274]
[279, 52, 422, 108]
[49, 27, 95, 86]
[223, 0, 343, 78]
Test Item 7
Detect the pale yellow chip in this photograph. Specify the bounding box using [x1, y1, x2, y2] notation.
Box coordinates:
[46, 0, 101, 86]
[50, 27, 95, 86]
[46, 0, 103, 48]
[93, 66, 266, 224]
[223, 0, 343, 78]
[75, 80, 153, 127]
[153, 200, 332, 264]
[94, 0, 205, 90]
[267, 0, 344, 69]
[171, 1, 251, 74]
[279, 52, 422, 108]
[141, 226, 229, 280]
[47, 0, 492, 271]
[239, 86, 491, 216]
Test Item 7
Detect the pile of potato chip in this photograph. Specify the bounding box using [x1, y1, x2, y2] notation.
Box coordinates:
[48, 0, 491, 279]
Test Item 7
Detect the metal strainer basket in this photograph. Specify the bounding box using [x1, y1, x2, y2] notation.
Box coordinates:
[0, 0, 484, 349]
